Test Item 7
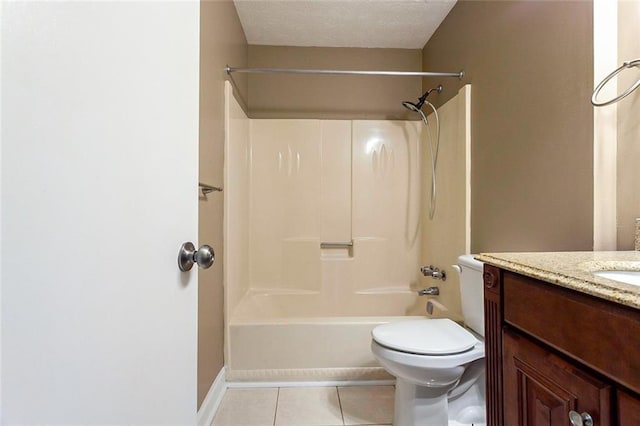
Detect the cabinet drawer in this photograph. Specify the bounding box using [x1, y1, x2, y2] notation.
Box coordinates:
[503, 271, 640, 394]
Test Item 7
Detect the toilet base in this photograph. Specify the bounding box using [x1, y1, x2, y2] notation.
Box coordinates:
[448, 372, 486, 425]
[393, 376, 486, 426]
[393, 378, 450, 426]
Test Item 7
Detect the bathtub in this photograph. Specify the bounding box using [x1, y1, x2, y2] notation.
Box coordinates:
[223, 106, 429, 382]
[225, 290, 425, 383]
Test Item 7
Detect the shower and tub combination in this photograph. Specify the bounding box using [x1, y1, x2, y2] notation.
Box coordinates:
[222, 65, 471, 388]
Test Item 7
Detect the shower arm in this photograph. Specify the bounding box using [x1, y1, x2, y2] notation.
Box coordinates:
[417, 85, 444, 107]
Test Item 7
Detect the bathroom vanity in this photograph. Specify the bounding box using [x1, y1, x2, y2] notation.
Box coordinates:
[477, 252, 640, 426]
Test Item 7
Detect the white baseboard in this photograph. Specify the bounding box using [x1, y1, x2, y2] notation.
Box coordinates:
[197, 368, 227, 426]
[226, 366, 393, 383]
[226, 379, 395, 388]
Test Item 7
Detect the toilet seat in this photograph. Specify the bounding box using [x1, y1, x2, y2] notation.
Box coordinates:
[372, 319, 479, 355]
[371, 338, 485, 370]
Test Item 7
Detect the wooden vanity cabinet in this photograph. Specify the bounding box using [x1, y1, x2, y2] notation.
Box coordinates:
[503, 329, 611, 426]
[483, 264, 640, 426]
[618, 391, 640, 425]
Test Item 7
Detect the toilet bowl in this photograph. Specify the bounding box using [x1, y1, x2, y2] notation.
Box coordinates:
[371, 255, 486, 426]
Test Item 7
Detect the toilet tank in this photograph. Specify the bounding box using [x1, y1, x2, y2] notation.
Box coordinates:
[456, 255, 485, 337]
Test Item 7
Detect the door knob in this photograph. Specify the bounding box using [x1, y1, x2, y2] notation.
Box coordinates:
[178, 242, 215, 272]
[569, 410, 594, 426]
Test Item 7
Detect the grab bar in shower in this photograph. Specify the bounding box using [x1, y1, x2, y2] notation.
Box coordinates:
[320, 241, 353, 249]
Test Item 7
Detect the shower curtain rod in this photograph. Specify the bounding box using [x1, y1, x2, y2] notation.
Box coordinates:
[225, 65, 464, 79]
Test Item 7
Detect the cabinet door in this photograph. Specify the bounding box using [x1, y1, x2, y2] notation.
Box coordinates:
[618, 391, 640, 425]
[504, 330, 612, 426]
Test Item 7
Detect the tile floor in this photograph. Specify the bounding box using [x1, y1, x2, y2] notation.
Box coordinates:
[211, 385, 394, 426]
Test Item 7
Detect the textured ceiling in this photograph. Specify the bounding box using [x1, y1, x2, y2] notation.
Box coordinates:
[233, 0, 457, 49]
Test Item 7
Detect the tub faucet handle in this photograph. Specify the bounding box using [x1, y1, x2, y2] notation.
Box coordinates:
[431, 269, 446, 281]
[420, 265, 435, 275]
[421, 265, 446, 281]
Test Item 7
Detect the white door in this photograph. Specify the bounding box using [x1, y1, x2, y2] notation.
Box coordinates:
[1, 2, 199, 423]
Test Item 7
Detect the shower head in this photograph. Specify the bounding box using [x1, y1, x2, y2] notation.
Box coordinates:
[402, 84, 443, 112]
[402, 100, 422, 112]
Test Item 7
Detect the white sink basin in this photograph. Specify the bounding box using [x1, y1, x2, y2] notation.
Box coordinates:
[592, 270, 640, 287]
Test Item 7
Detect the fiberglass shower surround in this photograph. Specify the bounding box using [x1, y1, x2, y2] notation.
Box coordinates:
[239, 118, 422, 302]
[224, 112, 424, 381]
[222, 64, 466, 382]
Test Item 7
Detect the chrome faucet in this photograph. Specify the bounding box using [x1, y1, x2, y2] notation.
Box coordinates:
[431, 269, 446, 281]
[417, 286, 440, 296]
[420, 265, 447, 281]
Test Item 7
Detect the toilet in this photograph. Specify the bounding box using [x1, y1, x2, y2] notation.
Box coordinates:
[371, 255, 486, 426]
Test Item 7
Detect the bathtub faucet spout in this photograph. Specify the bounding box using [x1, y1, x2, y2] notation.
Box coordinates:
[417, 287, 440, 296]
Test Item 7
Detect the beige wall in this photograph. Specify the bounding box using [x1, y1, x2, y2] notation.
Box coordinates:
[198, 0, 247, 408]
[617, 0, 640, 249]
[247, 45, 422, 120]
[422, 1, 594, 252]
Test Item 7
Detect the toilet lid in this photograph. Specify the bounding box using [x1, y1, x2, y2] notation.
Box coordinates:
[372, 319, 479, 355]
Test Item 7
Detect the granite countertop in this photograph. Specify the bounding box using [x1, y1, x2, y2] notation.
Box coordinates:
[476, 251, 640, 310]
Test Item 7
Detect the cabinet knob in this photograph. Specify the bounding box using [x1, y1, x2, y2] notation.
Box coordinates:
[569, 410, 594, 426]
